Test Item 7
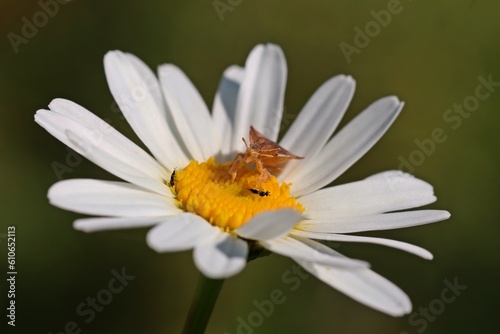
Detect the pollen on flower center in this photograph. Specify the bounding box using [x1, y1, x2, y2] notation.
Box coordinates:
[170, 157, 304, 230]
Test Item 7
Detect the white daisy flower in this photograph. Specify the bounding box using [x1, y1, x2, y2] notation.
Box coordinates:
[35, 44, 450, 317]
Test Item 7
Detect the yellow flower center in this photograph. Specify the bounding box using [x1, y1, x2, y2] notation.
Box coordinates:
[170, 157, 304, 230]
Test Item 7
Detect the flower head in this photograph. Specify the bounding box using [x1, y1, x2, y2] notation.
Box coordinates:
[35, 44, 450, 316]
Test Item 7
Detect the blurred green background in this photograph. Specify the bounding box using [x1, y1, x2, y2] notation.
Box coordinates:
[1, 0, 499, 333]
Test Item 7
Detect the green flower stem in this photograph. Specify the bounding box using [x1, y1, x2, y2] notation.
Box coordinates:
[182, 274, 225, 334]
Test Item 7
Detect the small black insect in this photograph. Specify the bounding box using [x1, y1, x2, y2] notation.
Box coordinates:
[169, 169, 176, 187]
[248, 188, 270, 197]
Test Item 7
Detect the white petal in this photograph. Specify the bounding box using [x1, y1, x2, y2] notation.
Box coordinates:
[48, 179, 180, 217]
[231, 44, 287, 152]
[260, 236, 369, 268]
[365, 170, 416, 181]
[279, 75, 356, 181]
[147, 213, 219, 252]
[297, 210, 451, 234]
[74, 216, 164, 233]
[291, 230, 433, 259]
[294, 237, 411, 316]
[235, 209, 303, 240]
[158, 64, 219, 160]
[193, 232, 248, 279]
[35, 102, 169, 195]
[66, 129, 169, 195]
[212, 65, 244, 161]
[290, 97, 404, 196]
[300, 171, 436, 218]
[104, 51, 189, 169]
[43, 99, 167, 180]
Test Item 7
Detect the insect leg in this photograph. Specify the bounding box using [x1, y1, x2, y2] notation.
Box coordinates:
[229, 153, 246, 181]
[255, 159, 271, 189]
[266, 165, 283, 174]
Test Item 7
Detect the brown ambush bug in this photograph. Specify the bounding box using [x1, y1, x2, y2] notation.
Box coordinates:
[229, 126, 303, 188]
